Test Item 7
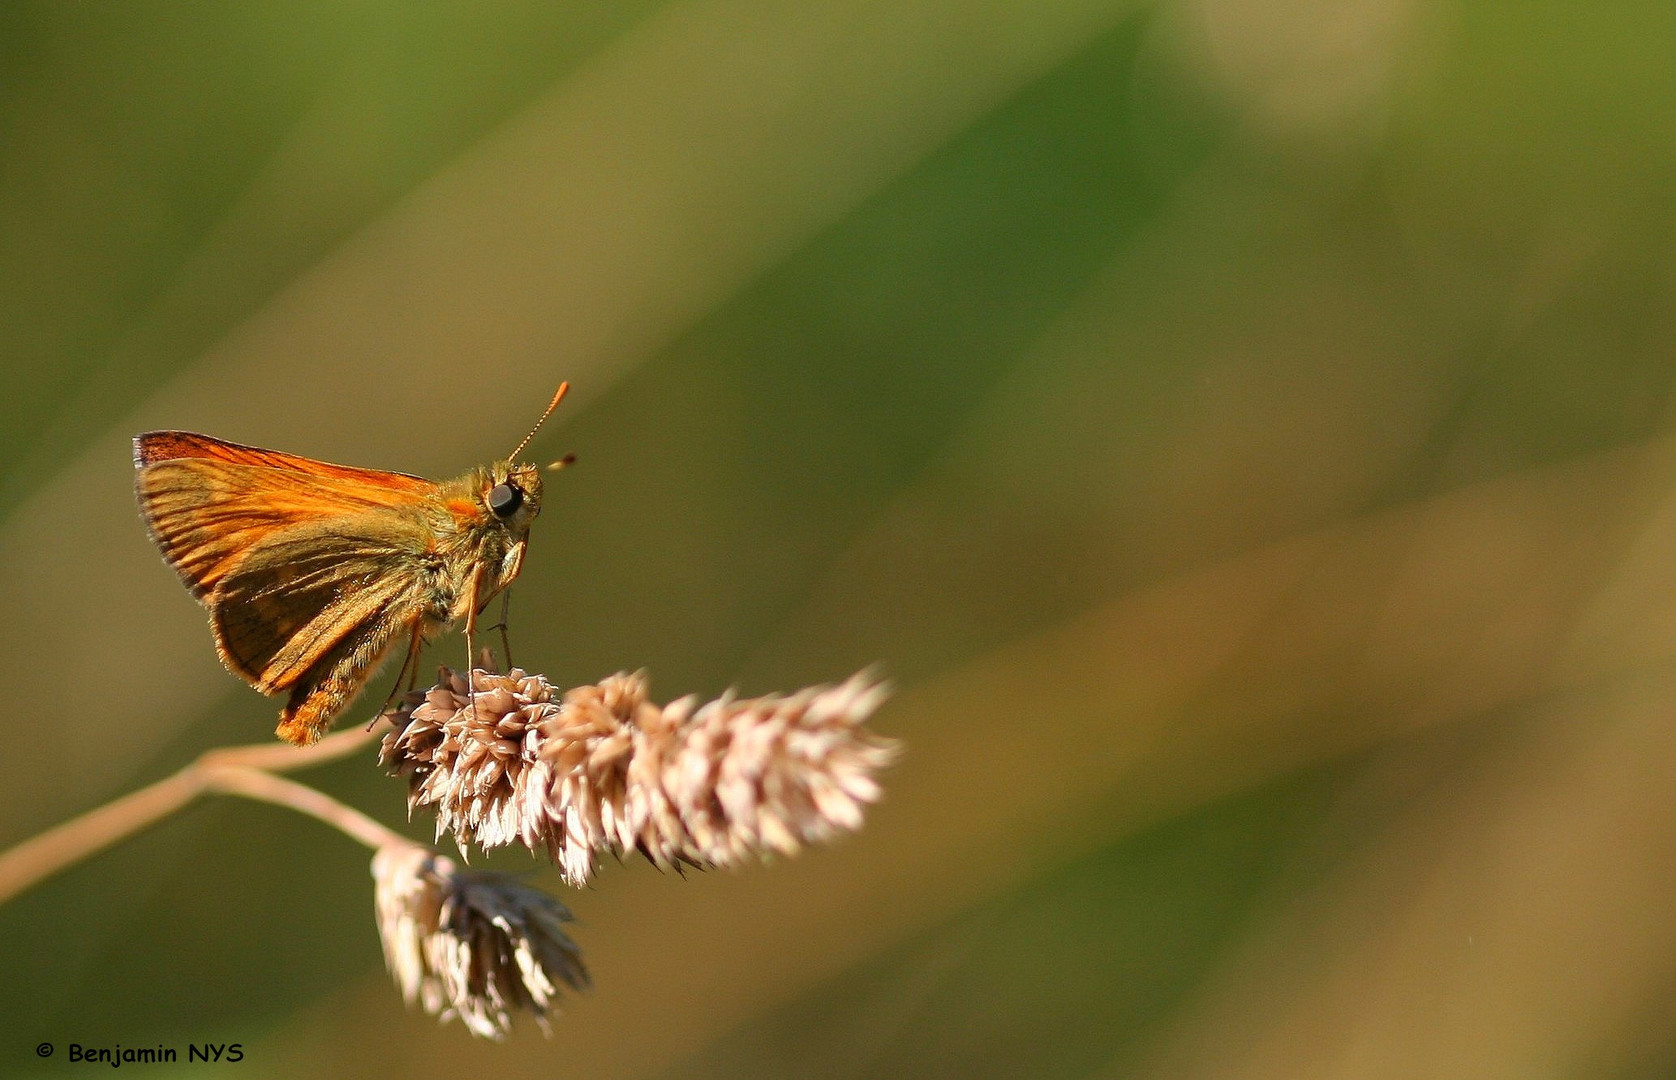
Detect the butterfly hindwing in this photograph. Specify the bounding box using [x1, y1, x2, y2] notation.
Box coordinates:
[209, 516, 436, 691]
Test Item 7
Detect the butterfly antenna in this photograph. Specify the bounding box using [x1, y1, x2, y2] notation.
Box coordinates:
[509, 381, 570, 461]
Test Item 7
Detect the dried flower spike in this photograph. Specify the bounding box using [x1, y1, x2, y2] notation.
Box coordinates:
[382, 667, 898, 885]
[371, 844, 588, 1039]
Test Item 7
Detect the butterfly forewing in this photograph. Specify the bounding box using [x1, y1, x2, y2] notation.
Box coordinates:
[134, 432, 437, 598]
[135, 431, 433, 488]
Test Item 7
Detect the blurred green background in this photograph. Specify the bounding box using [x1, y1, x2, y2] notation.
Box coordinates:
[4, 0, 1676, 1077]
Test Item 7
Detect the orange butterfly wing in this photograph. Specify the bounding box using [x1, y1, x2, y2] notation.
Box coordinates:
[211, 522, 425, 689]
[134, 431, 438, 600]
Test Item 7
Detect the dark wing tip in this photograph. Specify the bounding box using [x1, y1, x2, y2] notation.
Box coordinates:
[133, 431, 181, 469]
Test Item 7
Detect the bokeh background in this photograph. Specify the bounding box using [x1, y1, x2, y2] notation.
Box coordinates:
[4, 0, 1676, 1077]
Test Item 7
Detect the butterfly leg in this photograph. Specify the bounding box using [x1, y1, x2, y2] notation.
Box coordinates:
[463, 570, 481, 727]
[366, 622, 425, 729]
[405, 630, 424, 692]
[489, 587, 514, 670]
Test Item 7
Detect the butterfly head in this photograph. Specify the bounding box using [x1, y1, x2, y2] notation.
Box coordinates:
[483, 461, 544, 534]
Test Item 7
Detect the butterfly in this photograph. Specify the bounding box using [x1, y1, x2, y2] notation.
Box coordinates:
[134, 383, 571, 745]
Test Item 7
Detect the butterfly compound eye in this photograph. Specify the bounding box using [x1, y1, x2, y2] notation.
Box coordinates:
[487, 483, 523, 517]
